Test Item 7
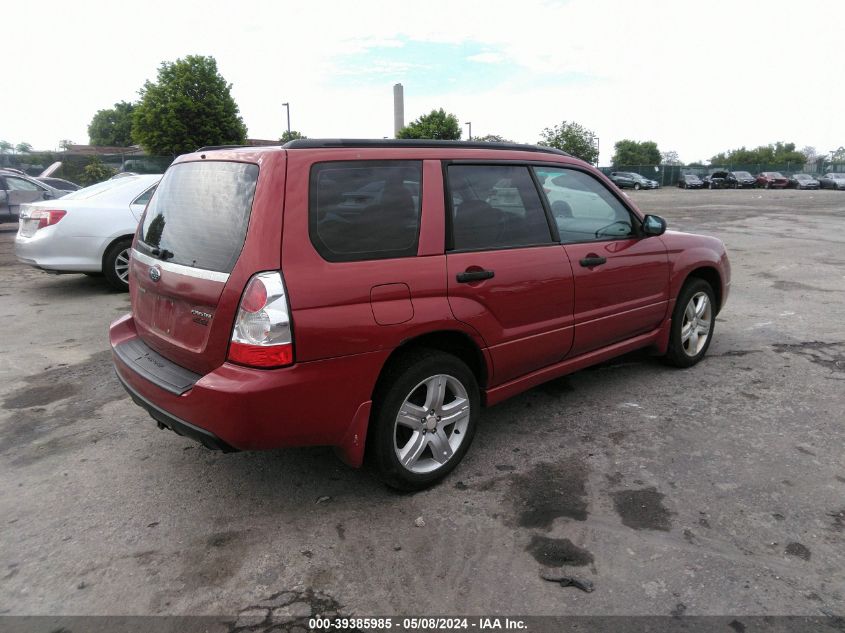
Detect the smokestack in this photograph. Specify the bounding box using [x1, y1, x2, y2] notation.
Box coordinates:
[393, 83, 404, 137]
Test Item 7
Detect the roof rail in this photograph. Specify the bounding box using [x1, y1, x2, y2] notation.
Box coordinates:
[281, 138, 570, 156]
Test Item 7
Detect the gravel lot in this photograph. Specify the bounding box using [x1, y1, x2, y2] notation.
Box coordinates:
[1, 188, 843, 623]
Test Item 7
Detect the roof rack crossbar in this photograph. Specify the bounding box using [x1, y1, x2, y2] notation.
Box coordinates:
[280, 138, 570, 156]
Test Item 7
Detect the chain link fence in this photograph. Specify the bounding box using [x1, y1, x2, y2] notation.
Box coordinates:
[600, 163, 845, 187]
[0, 152, 173, 185]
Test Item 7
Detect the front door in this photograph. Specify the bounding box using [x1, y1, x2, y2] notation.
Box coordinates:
[445, 163, 574, 386]
[535, 166, 669, 357]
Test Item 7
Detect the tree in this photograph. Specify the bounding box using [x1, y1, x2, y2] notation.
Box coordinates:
[279, 130, 307, 143]
[538, 121, 598, 164]
[79, 157, 116, 185]
[59, 139, 75, 151]
[15, 142, 32, 154]
[709, 142, 806, 167]
[473, 134, 514, 143]
[661, 150, 683, 165]
[132, 55, 248, 155]
[396, 108, 462, 140]
[829, 147, 845, 163]
[0, 140, 12, 154]
[612, 139, 660, 166]
[88, 101, 136, 147]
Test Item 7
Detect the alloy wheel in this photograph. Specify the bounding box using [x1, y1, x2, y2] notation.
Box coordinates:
[681, 292, 712, 357]
[393, 374, 471, 474]
[114, 248, 130, 284]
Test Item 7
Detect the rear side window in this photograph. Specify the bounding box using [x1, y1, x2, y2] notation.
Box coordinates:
[309, 161, 422, 262]
[138, 161, 258, 273]
[447, 164, 552, 251]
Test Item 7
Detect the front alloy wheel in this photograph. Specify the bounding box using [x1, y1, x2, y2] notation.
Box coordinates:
[664, 278, 716, 368]
[680, 292, 712, 357]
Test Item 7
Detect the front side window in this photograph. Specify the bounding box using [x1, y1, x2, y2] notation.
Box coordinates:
[309, 161, 422, 262]
[5, 177, 42, 192]
[447, 164, 552, 251]
[535, 167, 636, 243]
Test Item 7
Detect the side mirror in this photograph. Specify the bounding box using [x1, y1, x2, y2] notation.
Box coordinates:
[642, 214, 667, 237]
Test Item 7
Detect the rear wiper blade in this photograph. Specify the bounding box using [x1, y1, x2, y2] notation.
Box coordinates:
[150, 247, 174, 261]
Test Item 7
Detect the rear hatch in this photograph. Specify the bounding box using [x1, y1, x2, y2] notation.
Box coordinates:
[130, 156, 279, 375]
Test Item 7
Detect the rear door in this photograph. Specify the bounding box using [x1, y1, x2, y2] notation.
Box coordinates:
[445, 163, 574, 386]
[130, 157, 278, 375]
[535, 166, 669, 357]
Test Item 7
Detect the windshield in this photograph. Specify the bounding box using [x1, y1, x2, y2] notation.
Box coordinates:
[60, 177, 139, 200]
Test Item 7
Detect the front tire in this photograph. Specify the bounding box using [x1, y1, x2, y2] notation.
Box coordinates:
[103, 238, 132, 291]
[664, 279, 716, 368]
[369, 349, 480, 490]
[633, 183, 641, 190]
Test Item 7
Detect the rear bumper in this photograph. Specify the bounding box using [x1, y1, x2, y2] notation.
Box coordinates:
[15, 231, 103, 272]
[114, 369, 237, 452]
[110, 313, 386, 463]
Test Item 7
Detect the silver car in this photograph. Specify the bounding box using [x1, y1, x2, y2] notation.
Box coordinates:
[0, 169, 64, 223]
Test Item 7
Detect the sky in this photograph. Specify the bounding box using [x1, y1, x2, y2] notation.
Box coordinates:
[2, 0, 842, 165]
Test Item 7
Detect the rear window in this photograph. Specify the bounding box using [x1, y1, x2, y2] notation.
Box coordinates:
[138, 161, 259, 273]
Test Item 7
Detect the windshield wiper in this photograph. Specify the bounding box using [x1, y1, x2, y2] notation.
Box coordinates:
[150, 247, 174, 261]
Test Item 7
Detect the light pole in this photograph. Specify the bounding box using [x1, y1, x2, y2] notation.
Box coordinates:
[591, 136, 600, 166]
[465, 121, 472, 140]
[282, 102, 291, 136]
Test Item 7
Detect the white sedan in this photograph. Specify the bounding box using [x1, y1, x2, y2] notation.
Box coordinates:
[15, 174, 161, 290]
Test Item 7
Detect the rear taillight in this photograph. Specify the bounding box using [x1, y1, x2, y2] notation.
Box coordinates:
[228, 271, 294, 368]
[30, 209, 66, 231]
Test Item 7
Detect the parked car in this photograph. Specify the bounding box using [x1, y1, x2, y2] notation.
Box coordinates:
[36, 177, 81, 192]
[678, 174, 704, 189]
[702, 170, 753, 189]
[609, 171, 656, 190]
[788, 174, 820, 190]
[110, 140, 730, 490]
[729, 171, 757, 188]
[15, 174, 160, 290]
[755, 172, 789, 189]
[818, 173, 845, 190]
[0, 169, 64, 223]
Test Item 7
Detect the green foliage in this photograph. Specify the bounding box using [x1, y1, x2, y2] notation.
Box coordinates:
[0, 140, 12, 154]
[830, 146, 845, 163]
[132, 55, 248, 156]
[538, 121, 598, 164]
[473, 134, 514, 143]
[59, 139, 75, 151]
[396, 109, 462, 140]
[79, 157, 116, 185]
[612, 139, 661, 166]
[279, 130, 307, 143]
[88, 101, 136, 147]
[709, 142, 806, 166]
[15, 142, 32, 153]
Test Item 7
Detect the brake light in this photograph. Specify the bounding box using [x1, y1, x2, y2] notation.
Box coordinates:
[29, 209, 66, 231]
[228, 271, 294, 368]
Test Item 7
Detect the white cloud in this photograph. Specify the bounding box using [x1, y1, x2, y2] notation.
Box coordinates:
[1, 0, 842, 164]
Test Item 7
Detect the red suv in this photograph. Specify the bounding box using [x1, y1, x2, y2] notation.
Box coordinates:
[110, 140, 730, 489]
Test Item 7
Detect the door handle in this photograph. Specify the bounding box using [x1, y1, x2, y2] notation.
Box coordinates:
[579, 256, 606, 267]
[456, 269, 495, 283]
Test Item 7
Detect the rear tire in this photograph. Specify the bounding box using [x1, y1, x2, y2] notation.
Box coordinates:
[103, 238, 132, 291]
[368, 349, 480, 490]
[664, 278, 716, 368]
[633, 183, 641, 190]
